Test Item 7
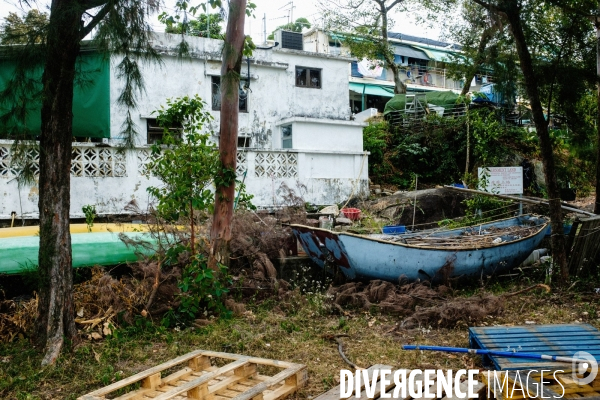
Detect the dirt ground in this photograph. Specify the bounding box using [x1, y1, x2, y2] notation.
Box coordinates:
[1, 194, 598, 399]
[2, 275, 599, 400]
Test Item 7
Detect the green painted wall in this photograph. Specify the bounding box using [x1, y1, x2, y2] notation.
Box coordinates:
[0, 52, 110, 138]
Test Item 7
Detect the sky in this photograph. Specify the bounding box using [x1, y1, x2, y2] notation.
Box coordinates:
[245, 0, 444, 44]
[0, 0, 445, 42]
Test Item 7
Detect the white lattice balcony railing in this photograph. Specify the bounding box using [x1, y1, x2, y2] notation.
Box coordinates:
[1, 145, 300, 182]
[0, 143, 128, 179]
[254, 152, 298, 178]
[235, 150, 298, 179]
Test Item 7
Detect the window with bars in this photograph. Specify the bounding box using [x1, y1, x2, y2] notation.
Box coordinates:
[295, 67, 321, 89]
[211, 76, 248, 112]
[146, 118, 182, 144]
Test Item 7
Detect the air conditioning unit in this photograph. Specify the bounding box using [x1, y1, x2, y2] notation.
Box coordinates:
[274, 30, 303, 51]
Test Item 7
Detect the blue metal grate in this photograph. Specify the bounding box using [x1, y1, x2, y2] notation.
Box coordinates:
[469, 323, 600, 370]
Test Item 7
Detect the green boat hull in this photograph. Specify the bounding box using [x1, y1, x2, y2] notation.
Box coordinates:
[0, 232, 157, 275]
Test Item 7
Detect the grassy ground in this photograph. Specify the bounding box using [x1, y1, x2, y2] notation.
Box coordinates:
[2, 276, 600, 400]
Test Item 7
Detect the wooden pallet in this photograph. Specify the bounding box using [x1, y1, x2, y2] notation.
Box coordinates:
[315, 365, 486, 400]
[78, 350, 308, 400]
[481, 369, 600, 400]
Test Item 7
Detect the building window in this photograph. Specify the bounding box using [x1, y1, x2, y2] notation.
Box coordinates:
[211, 76, 248, 112]
[238, 136, 251, 148]
[281, 125, 292, 149]
[295, 67, 321, 89]
[328, 41, 341, 56]
[146, 118, 181, 144]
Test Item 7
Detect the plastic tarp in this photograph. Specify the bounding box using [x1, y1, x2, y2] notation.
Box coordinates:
[0, 52, 110, 138]
[475, 83, 501, 104]
[384, 91, 462, 115]
[350, 83, 395, 98]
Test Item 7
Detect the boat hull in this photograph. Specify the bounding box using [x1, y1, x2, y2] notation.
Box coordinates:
[0, 224, 158, 275]
[291, 216, 549, 282]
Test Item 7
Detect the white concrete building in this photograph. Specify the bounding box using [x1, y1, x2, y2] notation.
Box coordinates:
[0, 33, 368, 219]
[303, 29, 493, 113]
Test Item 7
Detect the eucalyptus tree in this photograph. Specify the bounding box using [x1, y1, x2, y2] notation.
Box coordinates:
[159, 12, 224, 39]
[154, 0, 255, 268]
[446, 2, 507, 96]
[209, 0, 252, 268]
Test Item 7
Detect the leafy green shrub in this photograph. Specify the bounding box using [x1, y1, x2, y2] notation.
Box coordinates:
[363, 119, 394, 182]
[146, 95, 219, 221]
[82, 204, 96, 232]
[162, 256, 232, 327]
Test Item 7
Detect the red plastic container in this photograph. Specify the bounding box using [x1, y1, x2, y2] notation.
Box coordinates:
[341, 208, 361, 221]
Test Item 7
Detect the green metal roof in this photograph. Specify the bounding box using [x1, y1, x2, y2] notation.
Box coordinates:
[350, 82, 395, 98]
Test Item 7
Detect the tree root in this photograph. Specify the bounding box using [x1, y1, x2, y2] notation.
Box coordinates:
[41, 334, 63, 367]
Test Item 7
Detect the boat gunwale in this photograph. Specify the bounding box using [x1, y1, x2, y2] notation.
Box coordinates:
[290, 214, 550, 252]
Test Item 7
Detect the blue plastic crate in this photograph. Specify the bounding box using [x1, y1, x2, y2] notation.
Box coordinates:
[469, 323, 600, 370]
[382, 225, 406, 234]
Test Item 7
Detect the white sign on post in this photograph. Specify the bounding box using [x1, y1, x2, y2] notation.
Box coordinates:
[478, 167, 523, 195]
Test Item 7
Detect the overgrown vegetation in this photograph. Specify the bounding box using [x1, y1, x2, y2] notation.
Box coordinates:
[2, 273, 600, 398]
[364, 107, 593, 195]
[439, 195, 514, 228]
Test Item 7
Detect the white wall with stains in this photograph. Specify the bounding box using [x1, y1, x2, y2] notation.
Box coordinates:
[0, 144, 368, 219]
[110, 33, 362, 149]
[0, 33, 369, 219]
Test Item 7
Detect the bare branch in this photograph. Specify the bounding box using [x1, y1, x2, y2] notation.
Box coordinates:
[79, 1, 112, 39]
[470, 0, 507, 18]
[385, 0, 404, 12]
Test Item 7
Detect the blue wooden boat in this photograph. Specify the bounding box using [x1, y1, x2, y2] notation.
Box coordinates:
[291, 215, 549, 282]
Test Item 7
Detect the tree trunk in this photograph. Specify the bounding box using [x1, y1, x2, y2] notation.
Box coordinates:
[461, 27, 494, 97]
[378, 2, 406, 94]
[36, 0, 82, 366]
[390, 63, 407, 94]
[504, 1, 568, 280]
[209, 0, 246, 269]
[594, 15, 600, 214]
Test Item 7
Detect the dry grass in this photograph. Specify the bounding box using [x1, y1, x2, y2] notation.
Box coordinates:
[1, 279, 600, 400]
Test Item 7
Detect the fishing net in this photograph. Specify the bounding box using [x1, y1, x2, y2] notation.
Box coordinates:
[327, 280, 504, 328]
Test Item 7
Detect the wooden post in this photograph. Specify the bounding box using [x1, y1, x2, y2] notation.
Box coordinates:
[189, 355, 211, 371]
[188, 383, 208, 399]
[142, 372, 162, 389]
